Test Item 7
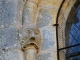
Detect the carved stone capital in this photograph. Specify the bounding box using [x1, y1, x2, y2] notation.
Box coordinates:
[19, 26, 41, 51]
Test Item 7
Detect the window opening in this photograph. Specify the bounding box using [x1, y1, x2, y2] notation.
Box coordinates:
[58, 0, 80, 60]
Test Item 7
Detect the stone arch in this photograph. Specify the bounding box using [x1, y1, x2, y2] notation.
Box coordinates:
[57, 0, 80, 60]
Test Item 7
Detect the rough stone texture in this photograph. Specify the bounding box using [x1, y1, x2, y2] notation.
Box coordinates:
[40, 26, 55, 50]
[0, 50, 4, 60]
[38, 26, 57, 60]
[37, 0, 60, 28]
[22, 1, 38, 27]
[0, 0, 24, 28]
[0, 0, 24, 60]
[37, 7, 58, 28]
[38, 53, 52, 60]
[0, 48, 24, 60]
[37, 8, 52, 28]
[16, 0, 24, 28]
[19, 27, 41, 49]
[0, 0, 17, 26]
[0, 26, 20, 49]
[0, 0, 75, 60]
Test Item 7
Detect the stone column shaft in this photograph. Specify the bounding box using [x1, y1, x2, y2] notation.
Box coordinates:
[22, 0, 41, 27]
[24, 46, 37, 60]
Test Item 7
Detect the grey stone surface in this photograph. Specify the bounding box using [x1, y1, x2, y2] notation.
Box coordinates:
[0, 0, 23, 27]
[0, 50, 4, 60]
[41, 29, 54, 50]
[0, 26, 20, 49]
[0, 56, 4, 60]
[37, 8, 52, 28]
[38, 53, 52, 60]
[0, 48, 23, 60]
[3, 49, 19, 60]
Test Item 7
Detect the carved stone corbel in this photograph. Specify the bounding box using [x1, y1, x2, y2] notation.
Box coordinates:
[19, 27, 41, 51]
[19, 26, 41, 60]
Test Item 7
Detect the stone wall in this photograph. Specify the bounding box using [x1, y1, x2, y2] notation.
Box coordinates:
[0, 0, 75, 60]
[0, 0, 24, 60]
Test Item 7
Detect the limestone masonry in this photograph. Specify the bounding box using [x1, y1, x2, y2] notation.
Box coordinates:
[0, 0, 77, 60]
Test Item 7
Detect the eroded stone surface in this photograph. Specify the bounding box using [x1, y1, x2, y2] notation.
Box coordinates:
[0, 0, 17, 26]
[19, 27, 41, 49]
[0, 50, 4, 60]
[41, 30, 54, 50]
[0, 26, 20, 49]
[40, 26, 54, 50]
[37, 8, 52, 28]
[0, 0, 23, 27]
[22, 1, 38, 26]
[0, 48, 23, 60]
[37, 7, 58, 28]
[38, 53, 52, 60]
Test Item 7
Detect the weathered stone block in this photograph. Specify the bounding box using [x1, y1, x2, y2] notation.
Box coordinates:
[37, 7, 58, 28]
[22, 1, 37, 26]
[4, 48, 23, 60]
[38, 53, 52, 60]
[40, 26, 55, 50]
[0, 48, 23, 60]
[0, 0, 23, 27]
[39, 26, 58, 60]
[0, 26, 20, 49]
[0, 50, 4, 60]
